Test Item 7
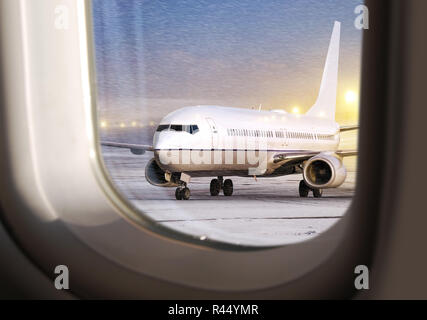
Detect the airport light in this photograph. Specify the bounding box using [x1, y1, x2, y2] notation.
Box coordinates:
[131, 121, 137, 127]
[100, 120, 108, 128]
[120, 122, 126, 128]
[345, 90, 358, 104]
[292, 106, 300, 114]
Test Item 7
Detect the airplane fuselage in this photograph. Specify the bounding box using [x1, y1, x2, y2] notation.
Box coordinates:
[153, 105, 340, 177]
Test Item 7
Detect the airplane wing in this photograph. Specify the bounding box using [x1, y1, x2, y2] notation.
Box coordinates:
[273, 150, 357, 164]
[273, 152, 318, 164]
[340, 125, 359, 132]
[101, 141, 154, 155]
[335, 150, 358, 157]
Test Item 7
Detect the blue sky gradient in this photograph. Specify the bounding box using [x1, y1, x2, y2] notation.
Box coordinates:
[92, 0, 364, 125]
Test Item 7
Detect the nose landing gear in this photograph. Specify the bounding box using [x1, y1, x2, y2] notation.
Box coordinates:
[175, 186, 191, 200]
[175, 173, 191, 200]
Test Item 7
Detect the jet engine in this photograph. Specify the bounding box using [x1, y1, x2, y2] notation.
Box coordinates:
[145, 158, 179, 187]
[303, 153, 347, 189]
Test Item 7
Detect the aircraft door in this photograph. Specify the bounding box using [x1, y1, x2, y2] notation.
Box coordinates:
[206, 118, 218, 149]
[282, 128, 288, 147]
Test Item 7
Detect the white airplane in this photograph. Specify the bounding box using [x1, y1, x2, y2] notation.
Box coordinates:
[102, 21, 358, 200]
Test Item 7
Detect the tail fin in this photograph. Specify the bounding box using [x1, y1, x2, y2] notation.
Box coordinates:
[306, 21, 341, 120]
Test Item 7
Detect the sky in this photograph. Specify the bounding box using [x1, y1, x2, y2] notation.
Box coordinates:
[92, 0, 364, 128]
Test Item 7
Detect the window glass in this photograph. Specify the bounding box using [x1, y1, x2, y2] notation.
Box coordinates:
[156, 124, 169, 132]
[190, 125, 199, 134]
[170, 125, 183, 131]
[94, 0, 361, 247]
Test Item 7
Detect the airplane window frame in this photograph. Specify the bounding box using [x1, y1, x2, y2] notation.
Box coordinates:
[0, 0, 400, 298]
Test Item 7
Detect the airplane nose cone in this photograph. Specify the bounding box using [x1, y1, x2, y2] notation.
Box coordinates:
[154, 132, 181, 150]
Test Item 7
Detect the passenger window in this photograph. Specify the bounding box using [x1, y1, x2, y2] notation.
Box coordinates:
[94, 0, 361, 247]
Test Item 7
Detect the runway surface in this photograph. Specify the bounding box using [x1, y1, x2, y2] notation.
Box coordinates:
[102, 146, 356, 246]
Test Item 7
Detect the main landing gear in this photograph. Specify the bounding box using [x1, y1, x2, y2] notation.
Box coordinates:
[299, 180, 323, 198]
[210, 176, 233, 197]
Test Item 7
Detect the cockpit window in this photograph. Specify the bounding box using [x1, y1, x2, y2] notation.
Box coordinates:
[156, 124, 170, 132]
[164, 124, 199, 134]
[189, 125, 199, 134]
[170, 124, 183, 131]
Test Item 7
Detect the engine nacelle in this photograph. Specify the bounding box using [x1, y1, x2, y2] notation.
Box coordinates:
[303, 153, 347, 189]
[145, 158, 179, 187]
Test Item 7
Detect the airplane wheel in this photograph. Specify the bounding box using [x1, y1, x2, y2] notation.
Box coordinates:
[210, 179, 221, 196]
[223, 179, 233, 196]
[299, 180, 310, 198]
[182, 187, 191, 200]
[175, 188, 183, 200]
[313, 188, 323, 198]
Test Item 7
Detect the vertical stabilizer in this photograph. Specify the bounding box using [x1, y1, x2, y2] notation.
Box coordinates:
[306, 21, 341, 120]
